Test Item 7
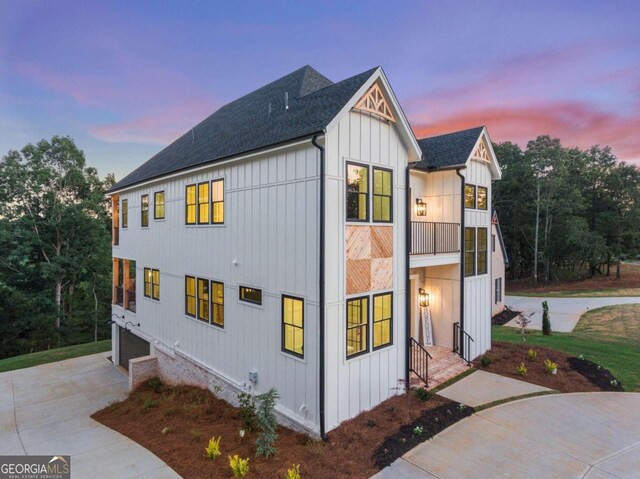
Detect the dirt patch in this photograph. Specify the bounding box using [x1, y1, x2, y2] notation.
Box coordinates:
[92, 380, 469, 479]
[492, 308, 521, 326]
[474, 342, 607, 393]
[567, 357, 624, 391]
[373, 403, 473, 469]
[575, 304, 640, 340]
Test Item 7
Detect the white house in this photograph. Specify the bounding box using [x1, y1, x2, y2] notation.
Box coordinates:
[108, 65, 502, 438]
[491, 209, 509, 316]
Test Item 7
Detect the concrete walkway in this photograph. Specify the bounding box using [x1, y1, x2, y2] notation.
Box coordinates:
[0, 352, 180, 479]
[505, 295, 640, 332]
[437, 370, 552, 407]
[373, 392, 640, 479]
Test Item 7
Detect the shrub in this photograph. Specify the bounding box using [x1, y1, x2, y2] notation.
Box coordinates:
[413, 387, 432, 401]
[146, 376, 163, 393]
[255, 388, 279, 457]
[205, 436, 222, 460]
[413, 425, 424, 436]
[527, 349, 537, 361]
[480, 355, 493, 367]
[543, 359, 558, 374]
[285, 464, 301, 479]
[542, 301, 552, 336]
[238, 392, 257, 432]
[229, 455, 250, 477]
[141, 398, 158, 410]
[516, 362, 528, 376]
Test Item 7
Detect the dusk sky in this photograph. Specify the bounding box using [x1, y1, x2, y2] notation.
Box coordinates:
[1, 0, 639, 180]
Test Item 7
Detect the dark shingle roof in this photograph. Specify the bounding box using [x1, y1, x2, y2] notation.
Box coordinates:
[414, 126, 484, 171]
[109, 65, 377, 192]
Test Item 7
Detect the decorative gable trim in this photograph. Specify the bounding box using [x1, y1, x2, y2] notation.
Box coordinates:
[354, 83, 396, 122]
[473, 138, 491, 162]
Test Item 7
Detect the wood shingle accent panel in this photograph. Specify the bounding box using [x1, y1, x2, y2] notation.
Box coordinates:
[371, 226, 393, 258]
[346, 259, 371, 295]
[371, 258, 393, 291]
[346, 225, 371, 260]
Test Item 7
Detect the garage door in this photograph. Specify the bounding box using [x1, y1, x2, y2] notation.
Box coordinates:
[118, 326, 150, 370]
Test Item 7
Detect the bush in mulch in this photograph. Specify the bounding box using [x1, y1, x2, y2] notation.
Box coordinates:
[567, 357, 624, 391]
[492, 308, 521, 326]
[373, 403, 474, 469]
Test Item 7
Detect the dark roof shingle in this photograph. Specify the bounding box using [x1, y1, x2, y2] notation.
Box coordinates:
[109, 65, 376, 192]
[414, 126, 484, 170]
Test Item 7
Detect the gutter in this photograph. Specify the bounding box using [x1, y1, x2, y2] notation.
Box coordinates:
[405, 166, 412, 386]
[455, 167, 466, 357]
[311, 135, 327, 440]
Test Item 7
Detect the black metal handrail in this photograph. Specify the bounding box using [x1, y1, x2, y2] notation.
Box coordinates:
[453, 321, 475, 365]
[410, 221, 459, 255]
[409, 337, 433, 385]
[114, 285, 123, 306]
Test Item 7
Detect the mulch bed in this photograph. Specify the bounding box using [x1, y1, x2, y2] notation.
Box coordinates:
[373, 402, 473, 469]
[92, 380, 468, 479]
[475, 341, 623, 392]
[492, 308, 521, 326]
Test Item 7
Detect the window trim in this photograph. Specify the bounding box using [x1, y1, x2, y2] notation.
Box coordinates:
[185, 184, 197, 225]
[154, 191, 165, 220]
[239, 285, 263, 306]
[197, 181, 209, 225]
[211, 178, 224, 225]
[141, 194, 149, 227]
[477, 227, 488, 275]
[281, 295, 304, 359]
[346, 295, 369, 359]
[211, 280, 224, 328]
[477, 186, 488, 211]
[197, 277, 209, 322]
[464, 184, 476, 209]
[143, 267, 152, 298]
[185, 275, 196, 317]
[465, 227, 476, 277]
[346, 161, 370, 223]
[372, 167, 393, 223]
[372, 292, 393, 351]
[151, 269, 160, 300]
[121, 199, 128, 229]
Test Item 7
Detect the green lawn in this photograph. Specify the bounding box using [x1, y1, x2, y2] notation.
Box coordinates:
[507, 288, 640, 298]
[0, 340, 111, 373]
[493, 304, 640, 392]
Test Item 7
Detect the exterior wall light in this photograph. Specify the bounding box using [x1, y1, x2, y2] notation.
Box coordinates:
[416, 198, 427, 216]
[419, 288, 429, 307]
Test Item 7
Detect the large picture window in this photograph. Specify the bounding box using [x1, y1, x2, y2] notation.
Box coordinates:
[477, 186, 488, 210]
[372, 168, 392, 222]
[141, 194, 149, 227]
[373, 293, 392, 349]
[239, 286, 262, 305]
[346, 296, 369, 357]
[465, 227, 476, 277]
[211, 179, 224, 224]
[282, 295, 304, 358]
[122, 199, 128, 228]
[154, 191, 165, 219]
[346, 163, 369, 221]
[211, 281, 224, 327]
[477, 227, 488, 274]
[185, 276, 196, 317]
[197, 278, 209, 322]
[464, 184, 476, 209]
[198, 182, 209, 224]
[186, 185, 196, 224]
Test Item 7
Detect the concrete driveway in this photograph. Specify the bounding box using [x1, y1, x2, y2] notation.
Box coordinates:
[504, 295, 640, 332]
[0, 352, 180, 479]
[374, 392, 640, 479]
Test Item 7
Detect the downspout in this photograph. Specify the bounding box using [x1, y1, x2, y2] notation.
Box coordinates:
[311, 135, 327, 440]
[455, 167, 466, 357]
[405, 166, 412, 386]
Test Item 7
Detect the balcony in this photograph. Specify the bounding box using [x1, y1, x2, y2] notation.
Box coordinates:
[126, 288, 136, 313]
[114, 285, 123, 306]
[410, 221, 460, 267]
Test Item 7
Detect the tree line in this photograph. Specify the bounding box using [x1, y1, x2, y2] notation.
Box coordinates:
[493, 136, 640, 284]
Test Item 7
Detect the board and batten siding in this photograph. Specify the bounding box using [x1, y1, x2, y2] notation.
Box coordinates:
[323, 109, 408, 431]
[112, 142, 321, 432]
[463, 149, 493, 360]
[409, 169, 461, 224]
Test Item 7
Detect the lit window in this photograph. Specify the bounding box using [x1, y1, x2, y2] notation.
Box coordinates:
[464, 184, 476, 209]
[373, 293, 392, 349]
[373, 168, 392, 222]
[122, 199, 128, 229]
[477, 228, 488, 274]
[346, 296, 368, 357]
[144, 268, 152, 298]
[346, 163, 368, 221]
[198, 182, 209, 224]
[185, 276, 196, 317]
[152, 269, 160, 300]
[186, 185, 196, 225]
[154, 191, 165, 219]
[141, 195, 149, 227]
[477, 186, 488, 210]
[197, 278, 209, 322]
[239, 286, 262, 305]
[282, 296, 304, 357]
[212, 179, 224, 224]
[211, 281, 224, 327]
[465, 227, 476, 277]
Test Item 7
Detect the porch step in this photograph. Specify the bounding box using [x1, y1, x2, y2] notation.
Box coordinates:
[410, 345, 471, 390]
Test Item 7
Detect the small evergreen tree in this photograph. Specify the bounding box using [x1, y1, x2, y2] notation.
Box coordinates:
[542, 300, 552, 335]
[255, 388, 279, 457]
